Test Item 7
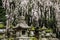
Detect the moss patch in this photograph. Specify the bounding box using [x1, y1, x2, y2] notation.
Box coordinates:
[30, 37, 37, 40]
[0, 35, 3, 38]
[0, 23, 5, 28]
[10, 25, 14, 28]
[45, 29, 53, 33]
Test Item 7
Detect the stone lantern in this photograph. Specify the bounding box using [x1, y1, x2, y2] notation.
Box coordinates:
[13, 16, 30, 40]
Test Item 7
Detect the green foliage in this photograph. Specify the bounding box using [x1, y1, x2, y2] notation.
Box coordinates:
[0, 0, 2, 6]
[48, 19, 53, 26]
[0, 0, 6, 23]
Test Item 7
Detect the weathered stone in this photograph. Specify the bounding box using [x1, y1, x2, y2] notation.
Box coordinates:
[50, 38, 59, 40]
[42, 38, 48, 40]
[45, 33, 51, 37]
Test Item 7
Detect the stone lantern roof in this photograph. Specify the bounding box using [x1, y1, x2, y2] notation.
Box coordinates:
[15, 23, 30, 29]
[13, 16, 30, 29]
